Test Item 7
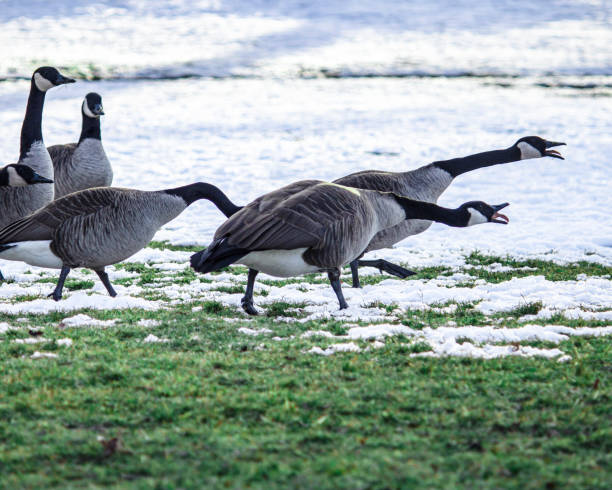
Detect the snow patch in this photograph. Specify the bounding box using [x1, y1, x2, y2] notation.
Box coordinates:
[143, 334, 169, 343]
[238, 327, 273, 336]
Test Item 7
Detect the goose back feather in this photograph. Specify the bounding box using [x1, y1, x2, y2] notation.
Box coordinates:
[204, 180, 403, 275]
[0, 187, 186, 269]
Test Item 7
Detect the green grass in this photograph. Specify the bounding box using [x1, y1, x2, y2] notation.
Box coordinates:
[147, 240, 204, 253]
[0, 250, 611, 489]
[466, 251, 612, 282]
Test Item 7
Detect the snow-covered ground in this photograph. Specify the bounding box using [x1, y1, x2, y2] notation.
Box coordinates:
[1, 0, 610, 264]
[1, 76, 609, 264]
[0, 1, 610, 352]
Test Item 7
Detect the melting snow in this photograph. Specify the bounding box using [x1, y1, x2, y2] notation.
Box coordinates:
[143, 334, 169, 343]
[28, 351, 58, 360]
[60, 314, 117, 328]
[238, 327, 273, 336]
[297, 324, 612, 359]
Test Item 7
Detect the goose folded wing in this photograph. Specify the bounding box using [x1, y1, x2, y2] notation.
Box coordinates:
[217, 184, 366, 251]
[0, 187, 120, 243]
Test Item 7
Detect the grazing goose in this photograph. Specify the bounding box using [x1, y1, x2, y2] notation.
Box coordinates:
[48, 92, 113, 198]
[0, 67, 75, 230]
[332, 136, 565, 287]
[190, 180, 509, 314]
[0, 182, 240, 300]
[0, 164, 53, 187]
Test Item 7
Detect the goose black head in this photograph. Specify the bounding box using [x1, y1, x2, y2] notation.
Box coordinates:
[32, 66, 76, 92]
[459, 201, 509, 226]
[83, 92, 104, 118]
[0, 164, 53, 186]
[514, 136, 565, 160]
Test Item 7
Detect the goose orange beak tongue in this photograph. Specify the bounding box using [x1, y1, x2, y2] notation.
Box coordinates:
[491, 203, 509, 224]
[545, 149, 564, 159]
[491, 212, 509, 224]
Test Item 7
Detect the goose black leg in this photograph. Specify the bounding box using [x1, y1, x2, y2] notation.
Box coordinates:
[241, 268, 259, 315]
[328, 269, 348, 310]
[95, 268, 117, 297]
[357, 259, 416, 279]
[0, 270, 4, 282]
[350, 260, 361, 288]
[48, 265, 71, 301]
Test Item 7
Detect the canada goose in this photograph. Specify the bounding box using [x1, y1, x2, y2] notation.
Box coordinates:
[190, 180, 509, 314]
[332, 136, 565, 287]
[0, 67, 75, 230]
[0, 164, 53, 187]
[48, 92, 113, 198]
[0, 182, 239, 299]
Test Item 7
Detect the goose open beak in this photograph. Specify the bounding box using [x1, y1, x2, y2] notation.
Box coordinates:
[544, 149, 564, 159]
[544, 140, 566, 159]
[490, 203, 509, 224]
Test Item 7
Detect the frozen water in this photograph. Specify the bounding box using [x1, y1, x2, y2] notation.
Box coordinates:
[1, 1, 610, 79]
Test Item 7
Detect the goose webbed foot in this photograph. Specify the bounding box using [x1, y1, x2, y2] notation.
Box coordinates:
[241, 268, 259, 316]
[48, 265, 71, 302]
[95, 269, 117, 297]
[241, 297, 259, 316]
[328, 269, 348, 310]
[357, 259, 416, 279]
[350, 260, 361, 289]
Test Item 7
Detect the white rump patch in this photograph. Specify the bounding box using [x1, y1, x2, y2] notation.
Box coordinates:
[0, 241, 63, 269]
[467, 209, 488, 226]
[240, 248, 319, 277]
[34, 72, 54, 92]
[517, 141, 542, 160]
[6, 167, 28, 186]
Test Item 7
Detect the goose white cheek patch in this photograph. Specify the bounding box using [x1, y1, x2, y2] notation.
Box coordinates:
[33, 73, 54, 92]
[517, 141, 541, 160]
[467, 209, 488, 226]
[82, 100, 98, 118]
[6, 167, 28, 186]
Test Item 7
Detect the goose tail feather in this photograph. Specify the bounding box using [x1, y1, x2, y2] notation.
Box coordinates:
[190, 237, 248, 274]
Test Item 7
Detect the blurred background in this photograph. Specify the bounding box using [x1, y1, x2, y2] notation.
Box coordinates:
[0, 0, 610, 262]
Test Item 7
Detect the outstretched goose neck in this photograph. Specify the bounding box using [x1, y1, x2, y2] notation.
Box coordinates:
[393, 196, 467, 227]
[432, 146, 521, 178]
[20, 81, 46, 160]
[79, 110, 101, 143]
[164, 182, 242, 217]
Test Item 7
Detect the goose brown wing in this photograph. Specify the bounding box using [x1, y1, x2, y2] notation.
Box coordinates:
[217, 181, 369, 251]
[0, 187, 122, 244]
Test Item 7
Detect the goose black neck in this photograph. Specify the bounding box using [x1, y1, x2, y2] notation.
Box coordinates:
[394, 196, 467, 227]
[165, 182, 242, 217]
[20, 81, 46, 160]
[433, 146, 521, 178]
[79, 112, 101, 143]
[0, 169, 9, 186]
